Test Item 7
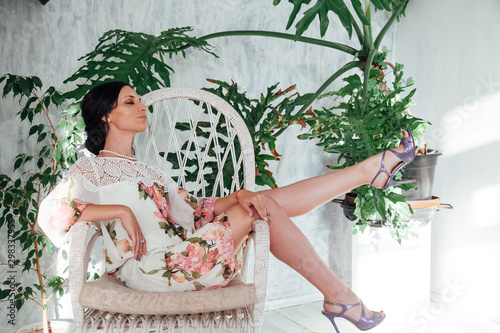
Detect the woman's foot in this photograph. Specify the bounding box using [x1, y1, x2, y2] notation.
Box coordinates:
[323, 299, 386, 332]
[366, 130, 416, 189]
[323, 289, 380, 323]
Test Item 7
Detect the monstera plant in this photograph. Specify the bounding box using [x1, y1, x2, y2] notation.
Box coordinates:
[268, 0, 430, 240]
[197, 0, 425, 239]
[59, 0, 424, 239]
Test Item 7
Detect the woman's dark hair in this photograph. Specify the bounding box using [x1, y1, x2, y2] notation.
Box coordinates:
[81, 81, 129, 155]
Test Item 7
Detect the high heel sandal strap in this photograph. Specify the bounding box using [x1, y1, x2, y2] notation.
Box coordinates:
[388, 134, 415, 163]
[370, 151, 391, 186]
[324, 300, 362, 314]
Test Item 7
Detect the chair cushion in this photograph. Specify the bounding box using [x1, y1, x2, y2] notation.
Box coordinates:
[79, 274, 255, 315]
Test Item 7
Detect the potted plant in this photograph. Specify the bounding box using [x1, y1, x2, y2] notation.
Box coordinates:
[260, 0, 435, 241]
[0, 74, 84, 333]
[300, 56, 429, 241]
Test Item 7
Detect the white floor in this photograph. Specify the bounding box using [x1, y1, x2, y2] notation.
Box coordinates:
[261, 301, 500, 333]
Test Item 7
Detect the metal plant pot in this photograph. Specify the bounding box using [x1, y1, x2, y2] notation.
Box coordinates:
[335, 149, 444, 223]
[401, 150, 442, 200]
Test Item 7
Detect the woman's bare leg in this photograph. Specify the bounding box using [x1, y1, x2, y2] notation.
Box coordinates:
[226, 198, 375, 322]
[260, 135, 409, 217]
[224, 139, 411, 322]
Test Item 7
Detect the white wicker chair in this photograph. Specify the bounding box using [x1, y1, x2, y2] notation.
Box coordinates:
[68, 87, 270, 332]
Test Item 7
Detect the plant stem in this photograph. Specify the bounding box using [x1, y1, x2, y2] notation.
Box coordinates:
[374, 0, 409, 49]
[362, 49, 378, 101]
[32, 218, 49, 333]
[178, 30, 359, 56]
[33, 90, 56, 134]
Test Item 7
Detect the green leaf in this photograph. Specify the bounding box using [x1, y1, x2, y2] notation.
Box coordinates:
[370, 0, 385, 10]
[4, 193, 13, 206]
[326, 0, 353, 37]
[75, 118, 85, 130]
[284, 0, 312, 30]
[32, 76, 43, 89]
[376, 0, 392, 11]
[386, 192, 407, 204]
[15, 299, 24, 310]
[52, 148, 62, 161]
[292, 0, 353, 39]
[37, 132, 47, 143]
[28, 125, 38, 137]
[14, 157, 23, 170]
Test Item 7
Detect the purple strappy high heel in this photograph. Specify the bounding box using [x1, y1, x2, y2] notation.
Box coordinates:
[370, 130, 416, 191]
[322, 300, 386, 332]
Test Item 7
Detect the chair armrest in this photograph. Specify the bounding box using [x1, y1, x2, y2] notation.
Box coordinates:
[249, 219, 270, 328]
[68, 221, 101, 327]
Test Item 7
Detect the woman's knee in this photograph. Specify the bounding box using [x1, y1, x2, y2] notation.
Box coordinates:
[259, 194, 287, 217]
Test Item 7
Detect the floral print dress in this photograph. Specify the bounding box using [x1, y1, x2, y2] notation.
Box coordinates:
[39, 157, 243, 292]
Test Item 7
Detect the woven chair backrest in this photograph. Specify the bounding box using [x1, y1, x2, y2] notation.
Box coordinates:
[138, 87, 255, 198]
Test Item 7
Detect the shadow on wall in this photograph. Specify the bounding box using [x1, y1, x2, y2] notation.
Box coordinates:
[439, 74, 500, 156]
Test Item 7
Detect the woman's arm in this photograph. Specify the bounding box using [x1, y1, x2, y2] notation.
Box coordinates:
[78, 204, 147, 260]
[214, 190, 270, 222]
[77, 204, 131, 223]
[213, 192, 239, 216]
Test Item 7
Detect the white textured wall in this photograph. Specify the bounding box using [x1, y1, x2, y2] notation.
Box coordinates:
[0, 0, 394, 330]
[395, 0, 500, 326]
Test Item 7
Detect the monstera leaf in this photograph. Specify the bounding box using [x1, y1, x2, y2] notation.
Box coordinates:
[273, 0, 409, 40]
[63, 27, 217, 102]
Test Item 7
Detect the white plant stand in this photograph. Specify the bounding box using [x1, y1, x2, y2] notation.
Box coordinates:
[351, 222, 432, 331]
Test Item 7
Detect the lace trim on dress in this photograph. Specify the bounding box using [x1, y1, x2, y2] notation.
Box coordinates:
[68, 157, 177, 193]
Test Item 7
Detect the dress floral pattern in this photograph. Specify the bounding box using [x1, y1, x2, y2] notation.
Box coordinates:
[39, 156, 243, 292]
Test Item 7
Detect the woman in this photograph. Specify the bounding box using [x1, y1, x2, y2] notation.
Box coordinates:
[39, 81, 416, 332]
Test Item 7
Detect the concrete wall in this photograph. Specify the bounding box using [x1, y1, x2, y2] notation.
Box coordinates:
[0, 0, 396, 330]
[395, 0, 500, 327]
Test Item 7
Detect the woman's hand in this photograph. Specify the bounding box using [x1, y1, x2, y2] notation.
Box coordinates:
[119, 206, 147, 260]
[236, 190, 270, 222]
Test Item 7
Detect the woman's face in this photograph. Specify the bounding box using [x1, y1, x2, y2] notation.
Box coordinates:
[104, 85, 148, 135]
